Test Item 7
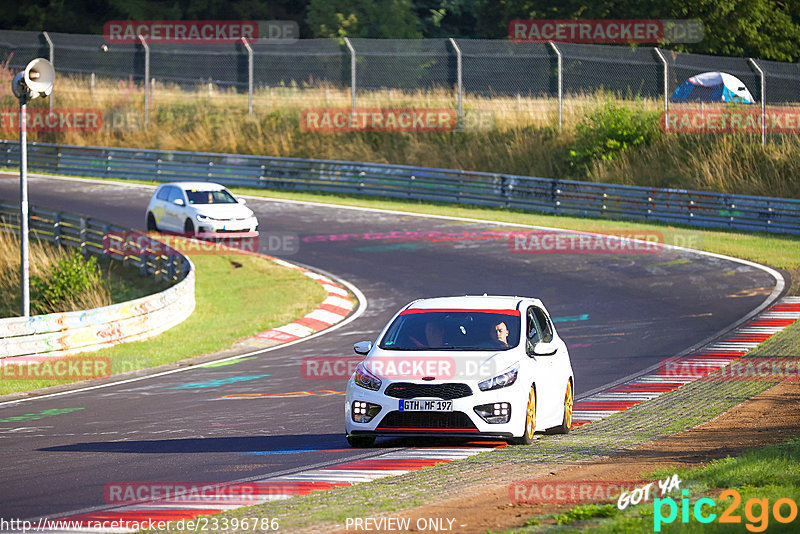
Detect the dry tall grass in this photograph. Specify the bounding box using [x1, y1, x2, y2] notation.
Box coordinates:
[591, 133, 800, 198]
[0, 229, 112, 317]
[2, 74, 799, 198]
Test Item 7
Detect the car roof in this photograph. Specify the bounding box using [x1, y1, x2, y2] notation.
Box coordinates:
[158, 182, 227, 191]
[404, 295, 541, 312]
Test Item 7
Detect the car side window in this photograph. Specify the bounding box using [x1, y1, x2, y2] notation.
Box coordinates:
[532, 307, 554, 343]
[167, 187, 184, 203]
[526, 308, 540, 349]
[156, 186, 170, 201]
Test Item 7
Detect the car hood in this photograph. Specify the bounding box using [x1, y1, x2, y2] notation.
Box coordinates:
[191, 204, 254, 219]
[363, 349, 519, 383]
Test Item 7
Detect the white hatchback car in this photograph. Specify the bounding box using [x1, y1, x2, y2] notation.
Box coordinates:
[145, 182, 258, 236]
[345, 296, 574, 447]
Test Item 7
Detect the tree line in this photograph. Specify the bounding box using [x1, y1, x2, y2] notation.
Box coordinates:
[2, 0, 799, 61]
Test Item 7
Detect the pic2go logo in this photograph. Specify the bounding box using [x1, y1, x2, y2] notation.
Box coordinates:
[654, 489, 799, 532]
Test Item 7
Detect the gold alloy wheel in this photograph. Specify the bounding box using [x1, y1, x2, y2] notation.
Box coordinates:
[564, 380, 573, 430]
[525, 387, 536, 439]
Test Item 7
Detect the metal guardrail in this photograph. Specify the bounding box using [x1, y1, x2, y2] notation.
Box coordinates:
[0, 200, 190, 282]
[0, 201, 195, 359]
[1, 140, 799, 235]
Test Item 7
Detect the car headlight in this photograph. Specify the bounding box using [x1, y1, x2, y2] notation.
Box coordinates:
[196, 213, 212, 222]
[353, 362, 382, 391]
[478, 363, 519, 392]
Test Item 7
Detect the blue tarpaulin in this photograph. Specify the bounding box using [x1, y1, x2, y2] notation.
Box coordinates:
[671, 72, 755, 103]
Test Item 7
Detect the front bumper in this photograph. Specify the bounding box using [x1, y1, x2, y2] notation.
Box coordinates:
[195, 230, 259, 239]
[345, 380, 525, 438]
[197, 216, 258, 234]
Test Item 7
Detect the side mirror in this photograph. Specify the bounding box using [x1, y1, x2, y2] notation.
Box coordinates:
[238, 197, 247, 205]
[173, 198, 185, 207]
[531, 341, 557, 356]
[353, 341, 373, 355]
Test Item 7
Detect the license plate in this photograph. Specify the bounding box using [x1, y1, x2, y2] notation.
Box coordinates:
[399, 399, 453, 412]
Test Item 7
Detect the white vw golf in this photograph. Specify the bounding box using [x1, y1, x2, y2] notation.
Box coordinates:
[345, 295, 574, 447]
[145, 182, 258, 236]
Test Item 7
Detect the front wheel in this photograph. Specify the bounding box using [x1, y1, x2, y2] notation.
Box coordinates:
[547, 380, 573, 435]
[184, 218, 195, 237]
[510, 385, 536, 445]
[346, 434, 375, 448]
[146, 212, 158, 232]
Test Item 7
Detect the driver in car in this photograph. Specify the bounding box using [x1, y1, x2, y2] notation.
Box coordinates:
[491, 321, 510, 348]
[425, 320, 445, 347]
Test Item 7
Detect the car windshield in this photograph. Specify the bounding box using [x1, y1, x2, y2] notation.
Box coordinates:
[185, 189, 238, 205]
[379, 310, 520, 351]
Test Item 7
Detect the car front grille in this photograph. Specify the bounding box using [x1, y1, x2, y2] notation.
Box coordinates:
[384, 382, 472, 400]
[376, 411, 478, 430]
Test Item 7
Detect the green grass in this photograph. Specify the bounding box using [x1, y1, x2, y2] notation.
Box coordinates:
[554, 504, 620, 525]
[508, 439, 800, 533]
[0, 252, 328, 395]
[649, 439, 800, 493]
[102, 257, 172, 303]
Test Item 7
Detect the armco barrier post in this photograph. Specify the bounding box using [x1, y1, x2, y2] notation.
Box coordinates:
[53, 212, 61, 247]
[102, 224, 110, 258]
[79, 217, 87, 254]
[167, 255, 176, 280]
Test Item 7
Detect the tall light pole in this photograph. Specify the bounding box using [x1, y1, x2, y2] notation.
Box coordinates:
[11, 58, 54, 317]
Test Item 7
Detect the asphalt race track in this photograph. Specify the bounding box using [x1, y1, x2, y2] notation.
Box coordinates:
[0, 174, 781, 521]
